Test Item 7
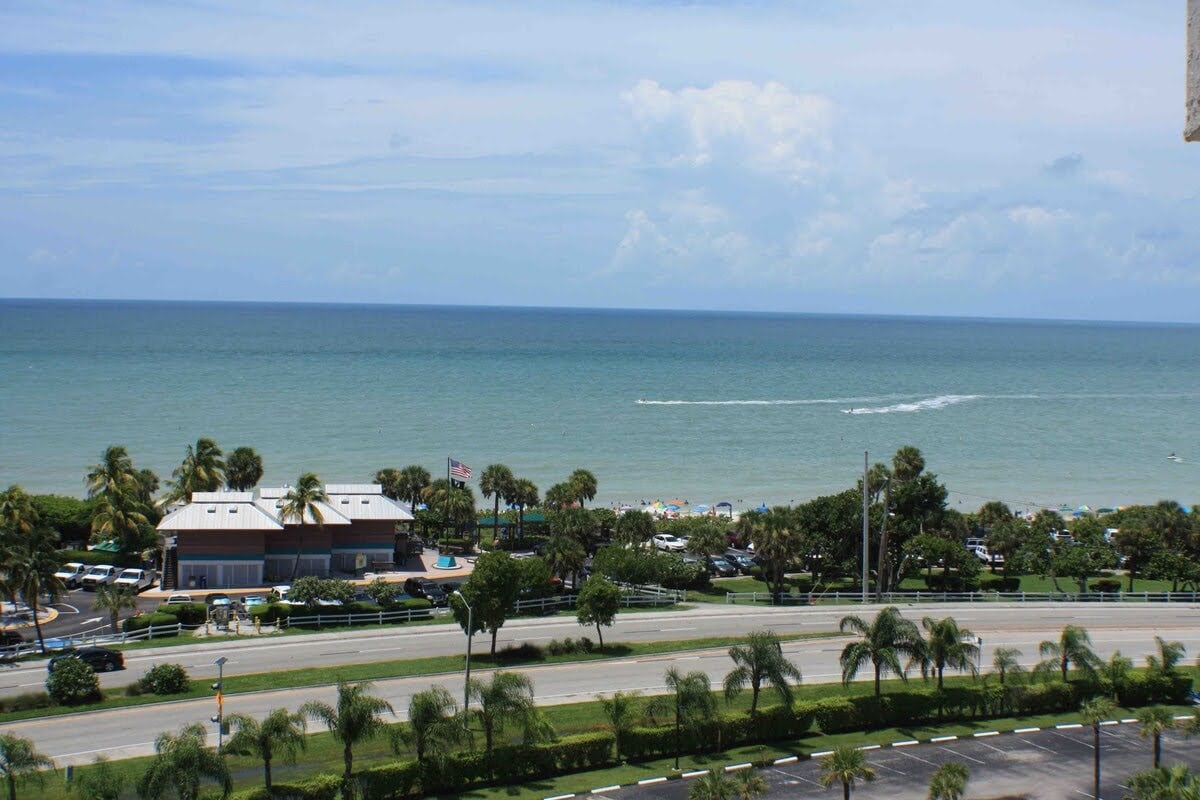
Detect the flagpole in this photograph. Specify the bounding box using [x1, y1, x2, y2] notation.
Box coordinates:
[446, 456, 452, 542]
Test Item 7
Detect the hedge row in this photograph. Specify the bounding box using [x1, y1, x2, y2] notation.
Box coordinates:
[227, 774, 341, 800]
[58, 549, 140, 568]
[357, 732, 615, 798]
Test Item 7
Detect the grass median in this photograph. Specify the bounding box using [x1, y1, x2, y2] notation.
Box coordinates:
[0, 631, 841, 724]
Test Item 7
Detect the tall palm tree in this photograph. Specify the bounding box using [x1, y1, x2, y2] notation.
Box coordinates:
[689, 769, 734, 800]
[280, 473, 327, 582]
[397, 465, 432, 515]
[651, 668, 716, 770]
[1080, 696, 1115, 800]
[421, 480, 476, 539]
[6, 527, 64, 653]
[598, 690, 644, 761]
[93, 584, 139, 634]
[732, 768, 768, 800]
[838, 607, 926, 696]
[992, 647, 1023, 686]
[1137, 706, 1176, 769]
[818, 745, 876, 800]
[86, 445, 139, 499]
[374, 468, 403, 500]
[927, 762, 970, 800]
[225, 447, 264, 491]
[468, 671, 554, 759]
[723, 630, 803, 716]
[0, 733, 54, 800]
[136, 723, 231, 800]
[480, 464, 514, 544]
[1145, 636, 1186, 676]
[1037, 625, 1100, 682]
[543, 535, 586, 587]
[509, 479, 539, 541]
[404, 686, 463, 770]
[1103, 651, 1134, 699]
[165, 438, 225, 503]
[750, 507, 801, 601]
[0, 486, 38, 537]
[224, 708, 308, 791]
[301, 679, 396, 799]
[544, 483, 574, 511]
[921, 616, 979, 690]
[568, 469, 598, 508]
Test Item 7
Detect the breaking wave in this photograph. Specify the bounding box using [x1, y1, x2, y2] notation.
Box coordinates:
[842, 395, 981, 414]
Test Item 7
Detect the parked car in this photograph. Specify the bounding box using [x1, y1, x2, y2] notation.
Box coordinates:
[165, 593, 194, 605]
[0, 630, 25, 649]
[707, 555, 738, 577]
[438, 580, 463, 597]
[54, 562, 88, 589]
[403, 578, 447, 606]
[652, 534, 685, 552]
[114, 568, 154, 593]
[241, 595, 268, 608]
[47, 646, 124, 673]
[204, 592, 233, 609]
[80, 565, 118, 590]
[724, 551, 756, 574]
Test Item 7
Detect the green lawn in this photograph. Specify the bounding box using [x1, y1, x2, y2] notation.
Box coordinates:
[25, 668, 1197, 800]
[0, 631, 840, 724]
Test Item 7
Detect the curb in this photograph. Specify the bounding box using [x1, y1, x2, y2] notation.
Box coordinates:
[541, 715, 1160, 798]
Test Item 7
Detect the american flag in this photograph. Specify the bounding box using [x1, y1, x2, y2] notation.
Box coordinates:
[449, 458, 472, 481]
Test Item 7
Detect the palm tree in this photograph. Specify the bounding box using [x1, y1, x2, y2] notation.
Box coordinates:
[838, 607, 926, 696]
[723, 630, 802, 716]
[689, 769, 734, 800]
[280, 473, 327, 582]
[509, 478, 539, 541]
[86, 445, 139, 499]
[749, 507, 801, 601]
[1124, 765, 1199, 800]
[165, 438, 225, 503]
[1080, 696, 1115, 800]
[568, 469, 598, 508]
[543, 535, 586, 585]
[89, 492, 150, 556]
[136, 723, 231, 800]
[544, 482, 574, 511]
[0, 733, 54, 800]
[73, 756, 126, 800]
[732, 768, 768, 800]
[598, 690, 644, 761]
[1037, 625, 1100, 682]
[225, 447, 264, 491]
[93, 584, 139, 635]
[651, 668, 716, 770]
[921, 616, 979, 690]
[1103, 651, 1133, 699]
[301, 680, 396, 799]
[6, 527, 64, 653]
[468, 671, 554, 759]
[0, 486, 38, 537]
[404, 686, 463, 770]
[480, 464, 514, 544]
[224, 708, 308, 790]
[927, 762, 969, 800]
[992, 647, 1023, 685]
[397, 465, 432, 515]
[1145, 636, 1186, 676]
[818, 745, 876, 800]
[1137, 706, 1176, 769]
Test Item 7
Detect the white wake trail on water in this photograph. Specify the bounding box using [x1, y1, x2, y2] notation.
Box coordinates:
[841, 394, 982, 414]
[635, 398, 875, 406]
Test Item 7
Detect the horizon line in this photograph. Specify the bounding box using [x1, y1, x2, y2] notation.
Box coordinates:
[1, 295, 1197, 328]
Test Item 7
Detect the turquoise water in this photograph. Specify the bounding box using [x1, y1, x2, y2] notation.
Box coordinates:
[2, 299, 1198, 514]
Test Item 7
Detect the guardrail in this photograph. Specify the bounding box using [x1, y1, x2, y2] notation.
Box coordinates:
[724, 589, 1200, 605]
[1, 621, 191, 658]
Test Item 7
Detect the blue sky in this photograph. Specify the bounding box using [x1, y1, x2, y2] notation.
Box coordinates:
[1, 1, 1196, 321]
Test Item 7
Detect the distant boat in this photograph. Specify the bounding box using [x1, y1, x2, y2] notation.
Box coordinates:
[1168, 453, 1182, 462]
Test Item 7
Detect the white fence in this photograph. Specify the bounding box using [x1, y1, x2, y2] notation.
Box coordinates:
[724, 589, 1200, 605]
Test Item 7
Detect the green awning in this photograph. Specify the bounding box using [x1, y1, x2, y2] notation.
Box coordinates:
[477, 513, 546, 526]
[90, 540, 122, 553]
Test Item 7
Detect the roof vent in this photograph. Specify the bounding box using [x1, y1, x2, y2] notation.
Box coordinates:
[229, 507, 238, 514]
[361, 499, 369, 504]
[341, 499, 350, 504]
[206, 506, 216, 513]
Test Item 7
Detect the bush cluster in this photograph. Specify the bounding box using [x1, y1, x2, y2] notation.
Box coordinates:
[137, 663, 190, 695]
[45, 657, 101, 705]
[0, 691, 55, 713]
[546, 637, 594, 656]
[228, 773, 341, 800]
[123, 612, 181, 636]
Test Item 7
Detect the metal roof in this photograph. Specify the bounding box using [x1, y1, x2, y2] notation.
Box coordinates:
[324, 484, 383, 495]
[157, 499, 284, 531]
[254, 498, 351, 526]
[190, 491, 254, 503]
[326, 492, 415, 521]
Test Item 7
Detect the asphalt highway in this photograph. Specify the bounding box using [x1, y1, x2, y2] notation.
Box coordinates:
[2, 602, 1198, 766]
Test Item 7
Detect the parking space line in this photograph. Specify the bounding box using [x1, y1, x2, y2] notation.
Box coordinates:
[894, 749, 939, 767]
[970, 739, 1012, 756]
[1047, 730, 1092, 749]
[939, 747, 985, 765]
[869, 760, 908, 776]
[768, 768, 821, 787]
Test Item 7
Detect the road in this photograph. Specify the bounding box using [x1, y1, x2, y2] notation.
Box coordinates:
[2, 602, 1198, 766]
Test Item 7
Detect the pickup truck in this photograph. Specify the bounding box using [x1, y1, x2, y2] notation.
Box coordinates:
[81, 564, 118, 590]
[114, 568, 154, 593]
[54, 562, 88, 589]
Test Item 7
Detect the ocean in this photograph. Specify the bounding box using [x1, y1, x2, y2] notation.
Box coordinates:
[2, 299, 1198, 515]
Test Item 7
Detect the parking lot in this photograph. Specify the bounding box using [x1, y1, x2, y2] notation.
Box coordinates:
[610, 722, 1199, 800]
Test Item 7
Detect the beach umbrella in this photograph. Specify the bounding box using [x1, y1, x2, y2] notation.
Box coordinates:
[693, 504, 709, 514]
[618, 504, 633, 512]
[756, 503, 768, 513]
[666, 499, 687, 508]
[665, 503, 681, 511]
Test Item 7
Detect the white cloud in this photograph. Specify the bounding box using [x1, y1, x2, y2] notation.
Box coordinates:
[1007, 205, 1071, 227]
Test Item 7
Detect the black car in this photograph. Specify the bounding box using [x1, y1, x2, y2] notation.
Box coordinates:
[707, 555, 738, 577]
[47, 646, 125, 673]
[724, 551, 757, 574]
[403, 578, 448, 607]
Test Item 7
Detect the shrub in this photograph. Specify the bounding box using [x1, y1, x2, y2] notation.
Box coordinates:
[123, 612, 180, 635]
[46, 657, 101, 705]
[124, 683, 143, 697]
[1089, 578, 1122, 594]
[577, 636, 594, 653]
[138, 663, 190, 695]
[0, 691, 55, 713]
[154, 602, 208, 626]
[979, 575, 1020, 592]
[56, 548, 139, 568]
[492, 643, 544, 663]
[229, 773, 342, 800]
[344, 600, 383, 615]
[356, 761, 421, 800]
[249, 602, 292, 625]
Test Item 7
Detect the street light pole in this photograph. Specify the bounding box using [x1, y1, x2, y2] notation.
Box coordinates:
[861, 451, 869, 604]
[211, 656, 228, 753]
[452, 590, 473, 725]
